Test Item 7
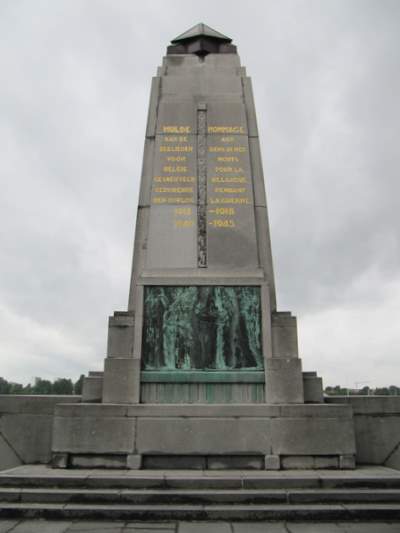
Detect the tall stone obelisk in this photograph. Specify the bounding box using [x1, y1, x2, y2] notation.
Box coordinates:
[102, 23, 305, 405]
[52, 25, 356, 470]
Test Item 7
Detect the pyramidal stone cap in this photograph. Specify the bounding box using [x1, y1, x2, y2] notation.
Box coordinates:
[171, 23, 232, 43]
[167, 23, 236, 56]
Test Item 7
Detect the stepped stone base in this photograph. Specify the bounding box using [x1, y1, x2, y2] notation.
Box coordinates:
[51, 403, 356, 470]
[0, 465, 399, 521]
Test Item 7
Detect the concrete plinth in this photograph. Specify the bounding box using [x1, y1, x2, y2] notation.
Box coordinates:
[102, 358, 140, 404]
[265, 358, 304, 404]
[51, 403, 356, 470]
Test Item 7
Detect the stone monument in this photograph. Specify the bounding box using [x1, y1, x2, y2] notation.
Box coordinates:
[52, 24, 356, 470]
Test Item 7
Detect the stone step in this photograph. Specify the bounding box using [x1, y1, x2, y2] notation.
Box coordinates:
[1, 473, 400, 490]
[1, 487, 400, 505]
[0, 502, 400, 521]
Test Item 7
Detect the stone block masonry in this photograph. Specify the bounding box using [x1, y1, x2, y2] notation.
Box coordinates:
[46, 24, 359, 469]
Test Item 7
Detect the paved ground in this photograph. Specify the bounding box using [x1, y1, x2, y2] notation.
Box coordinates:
[0, 520, 399, 532]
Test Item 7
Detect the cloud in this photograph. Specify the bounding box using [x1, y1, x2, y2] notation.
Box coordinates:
[0, 303, 96, 383]
[300, 276, 400, 388]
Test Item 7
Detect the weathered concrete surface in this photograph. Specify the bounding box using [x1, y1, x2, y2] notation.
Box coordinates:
[0, 396, 80, 415]
[102, 358, 140, 404]
[81, 376, 103, 403]
[0, 396, 81, 471]
[325, 396, 400, 470]
[271, 313, 299, 358]
[107, 313, 135, 358]
[136, 417, 272, 456]
[0, 435, 20, 471]
[265, 359, 304, 404]
[10, 395, 400, 473]
[303, 373, 324, 403]
[52, 411, 135, 455]
[51, 403, 355, 468]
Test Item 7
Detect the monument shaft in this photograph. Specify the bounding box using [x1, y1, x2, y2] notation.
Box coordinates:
[104, 25, 303, 404]
[130, 55, 276, 287]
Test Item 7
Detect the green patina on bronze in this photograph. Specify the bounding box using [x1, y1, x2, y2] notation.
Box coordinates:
[142, 286, 263, 371]
[141, 371, 265, 382]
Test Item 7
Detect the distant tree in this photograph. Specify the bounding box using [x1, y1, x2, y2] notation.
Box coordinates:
[8, 382, 24, 394]
[0, 377, 10, 394]
[74, 374, 85, 395]
[52, 378, 73, 395]
[325, 385, 399, 396]
[328, 385, 348, 395]
[2, 374, 399, 397]
[32, 377, 53, 394]
[23, 383, 33, 394]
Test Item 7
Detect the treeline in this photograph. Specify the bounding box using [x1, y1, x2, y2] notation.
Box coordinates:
[0, 377, 399, 396]
[0, 376, 84, 395]
[325, 385, 400, 396]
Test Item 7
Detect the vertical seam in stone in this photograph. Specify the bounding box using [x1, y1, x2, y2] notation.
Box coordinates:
[197, 102, 207, 268]
[133, 416, 137, 454]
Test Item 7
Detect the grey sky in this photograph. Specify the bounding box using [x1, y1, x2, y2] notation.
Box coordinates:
[0, 0, 399, 387]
